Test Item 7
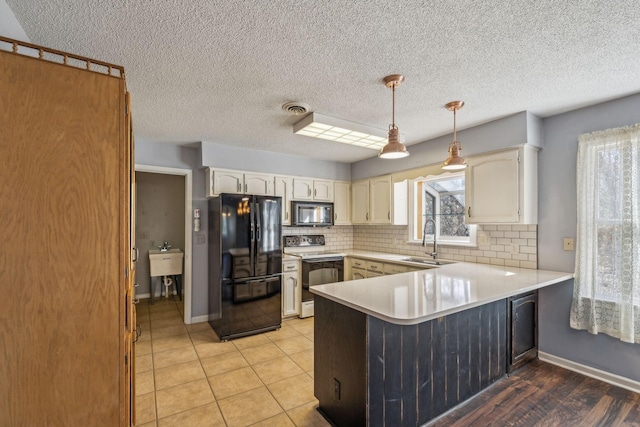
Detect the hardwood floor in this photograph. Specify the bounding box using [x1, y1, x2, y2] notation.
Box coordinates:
[427, 360, 640, 427]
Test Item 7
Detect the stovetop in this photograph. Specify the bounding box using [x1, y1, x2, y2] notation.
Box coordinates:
[283, 234, 345, 259]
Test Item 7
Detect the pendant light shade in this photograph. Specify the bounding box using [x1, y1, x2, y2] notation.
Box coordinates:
[442, 101, 467, 170]
[379, 74, 409, 159]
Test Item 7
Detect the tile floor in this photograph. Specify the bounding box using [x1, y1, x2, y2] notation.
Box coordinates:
[134, 297, 331, 427]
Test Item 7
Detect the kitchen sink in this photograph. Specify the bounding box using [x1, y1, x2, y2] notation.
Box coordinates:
[401, 257, 457, 266]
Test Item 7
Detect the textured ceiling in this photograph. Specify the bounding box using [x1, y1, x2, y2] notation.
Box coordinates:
[7, 0, 640, 163]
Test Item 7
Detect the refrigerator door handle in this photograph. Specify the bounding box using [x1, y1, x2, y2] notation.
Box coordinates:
[250, 200, 256, 277]
[255, 202, 262, 244]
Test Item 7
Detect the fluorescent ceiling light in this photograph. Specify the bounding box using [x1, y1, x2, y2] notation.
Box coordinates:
[293, 112, 403, 151]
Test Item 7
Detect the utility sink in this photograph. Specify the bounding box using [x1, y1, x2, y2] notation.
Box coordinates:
[401, 257, 457, 266]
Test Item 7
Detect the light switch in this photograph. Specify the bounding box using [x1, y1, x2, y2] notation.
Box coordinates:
[563, 238, 574, 251]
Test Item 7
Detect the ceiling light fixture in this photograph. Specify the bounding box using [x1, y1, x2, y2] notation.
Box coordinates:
[379, 74, 409, 159]
[293, 112, 396, 151]
[441, 101, 467, 170]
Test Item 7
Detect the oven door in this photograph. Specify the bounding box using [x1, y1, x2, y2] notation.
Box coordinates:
[301, 257, 344, 303]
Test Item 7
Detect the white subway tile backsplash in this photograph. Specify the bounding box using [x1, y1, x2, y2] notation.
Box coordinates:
[287, 223, 539, 270]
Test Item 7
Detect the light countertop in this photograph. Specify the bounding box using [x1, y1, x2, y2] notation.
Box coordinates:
[311, 258, 574, 325]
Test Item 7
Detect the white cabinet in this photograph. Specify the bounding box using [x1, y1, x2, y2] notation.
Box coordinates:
[351, 175, 392, 224]
[282, 259, 300, 317]
[351, 181, 370, 224]
[370, 175, 391, 224]
[333, 181, 351, 225]
[274, 176, 292, 225]
[292, 178, 334, 201]
[207, 168, 243, 196]
[206, 168, 274, 197]
[244, 173, 273, 196]
[465, 145, 538, 224]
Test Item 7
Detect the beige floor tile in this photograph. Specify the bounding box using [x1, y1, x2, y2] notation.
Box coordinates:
[152, 334, 193, 353]
[250, 412, 295, 426]
[186, 321, 213, 334]
[307, 370, 315, 379]
[194, 341, 236, 359]
[150, 309, 184, 321]
[287, 401, 331, 427]
[267, 373, 316, 411]
[189, 329, 219, 345]
[288, 321, 314, 336]
[252, 356, 304, 385]
[200, 351, 248, 377]
[151, 316, 186, 330]
[217, 387, 283, 427]
[304, 333, 314, 342]
[272, 335, 314, 355]
[135, 391, 157, 425]
[152, 324, 189, 340]
[137, 328, 152, 343]
[264, 323, 301, 340]
[136, 340, 153, 356]
[157, 402, 225, 426]
[288, 349, 313, 372]
[232, 333, 271, 350]
[136, 370, 155, 396]
[156, 379, 215, 419]
[135, 422, 157, 427]
[149, 301, 181, 314]
[208, 366, 263, 400]
[240, 342, 286, 365]
[154, 345, 199, 369]
[136, 353, 154, 373]
[155, 360, 206, 390]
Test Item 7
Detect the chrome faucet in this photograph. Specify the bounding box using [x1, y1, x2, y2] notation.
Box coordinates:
[422, 217, 438, 259]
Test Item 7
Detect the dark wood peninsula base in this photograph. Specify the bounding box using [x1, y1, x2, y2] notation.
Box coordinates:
[314, 292, 537, 427]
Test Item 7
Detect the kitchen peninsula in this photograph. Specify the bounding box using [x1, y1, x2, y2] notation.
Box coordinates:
[311, 262, 574, 427]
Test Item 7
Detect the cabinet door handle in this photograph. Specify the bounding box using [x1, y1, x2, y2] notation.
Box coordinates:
[314, 188, 317, 197]
[388, 211, 390, 220]
[308, 188, 311, 197]
[132, 247, 139, 263]
[334, 213, 337, 221]
[285, 212, 289, 220]
[245, 183, 248, 193]
[293, 278, 297, 287]
[237, 183, 241, 192]
[468, 206, 472, 217]
[366, 212, 369, 221]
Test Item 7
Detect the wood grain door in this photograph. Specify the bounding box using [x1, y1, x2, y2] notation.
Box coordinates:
[0, 48, 129, 425]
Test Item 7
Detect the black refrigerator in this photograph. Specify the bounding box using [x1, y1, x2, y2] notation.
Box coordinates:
[208, 193, 282, 340]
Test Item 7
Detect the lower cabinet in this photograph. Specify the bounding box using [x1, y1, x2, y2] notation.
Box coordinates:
[282, 260, 300, 317]
[508, 291, 538, 372]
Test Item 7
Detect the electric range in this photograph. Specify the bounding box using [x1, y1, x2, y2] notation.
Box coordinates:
[283, 234, 345, 318]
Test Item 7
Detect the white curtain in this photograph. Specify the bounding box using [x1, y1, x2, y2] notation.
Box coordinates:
[570, 124, 640, 344]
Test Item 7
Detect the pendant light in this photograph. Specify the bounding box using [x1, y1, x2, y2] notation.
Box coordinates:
[379, 74, 409, 159]
[441, 101, 467, 170]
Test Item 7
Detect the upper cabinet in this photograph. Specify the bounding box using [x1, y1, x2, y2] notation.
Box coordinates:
[274, 175, 293, 225]
[333, 181, 351, 225]
[292, 178, 334, 201]
[206, 168, 273, 197]
[351, 175, 393, 224]
[465, 145, 538, 224]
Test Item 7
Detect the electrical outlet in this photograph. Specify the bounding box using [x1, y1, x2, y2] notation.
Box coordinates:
[563, 238, 574, 251]
[334, 378, 341, 400]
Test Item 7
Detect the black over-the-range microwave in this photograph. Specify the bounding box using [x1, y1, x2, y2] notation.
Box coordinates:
[291, 201, 334, 227]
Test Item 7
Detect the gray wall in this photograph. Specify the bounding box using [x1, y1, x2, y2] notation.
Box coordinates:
[537, 93, 640, 382]
[200, 141, 351, 181]
[136, 172, 185, 296]
[351, 112, 534, 180]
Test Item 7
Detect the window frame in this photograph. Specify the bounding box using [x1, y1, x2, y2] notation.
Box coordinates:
[407, 171, 477, 247]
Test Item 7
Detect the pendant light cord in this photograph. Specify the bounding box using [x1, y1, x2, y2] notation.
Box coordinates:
[391, 83, 396, 129]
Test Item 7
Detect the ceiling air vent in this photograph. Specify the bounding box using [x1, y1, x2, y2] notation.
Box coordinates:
[282, 102, 311, 115]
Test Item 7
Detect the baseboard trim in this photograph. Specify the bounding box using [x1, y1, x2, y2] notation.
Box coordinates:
[190, 314, 211, 324]
[538, 351, 640, 394]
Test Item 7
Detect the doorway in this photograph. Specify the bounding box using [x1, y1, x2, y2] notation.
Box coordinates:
[135, 164, 193, 324]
